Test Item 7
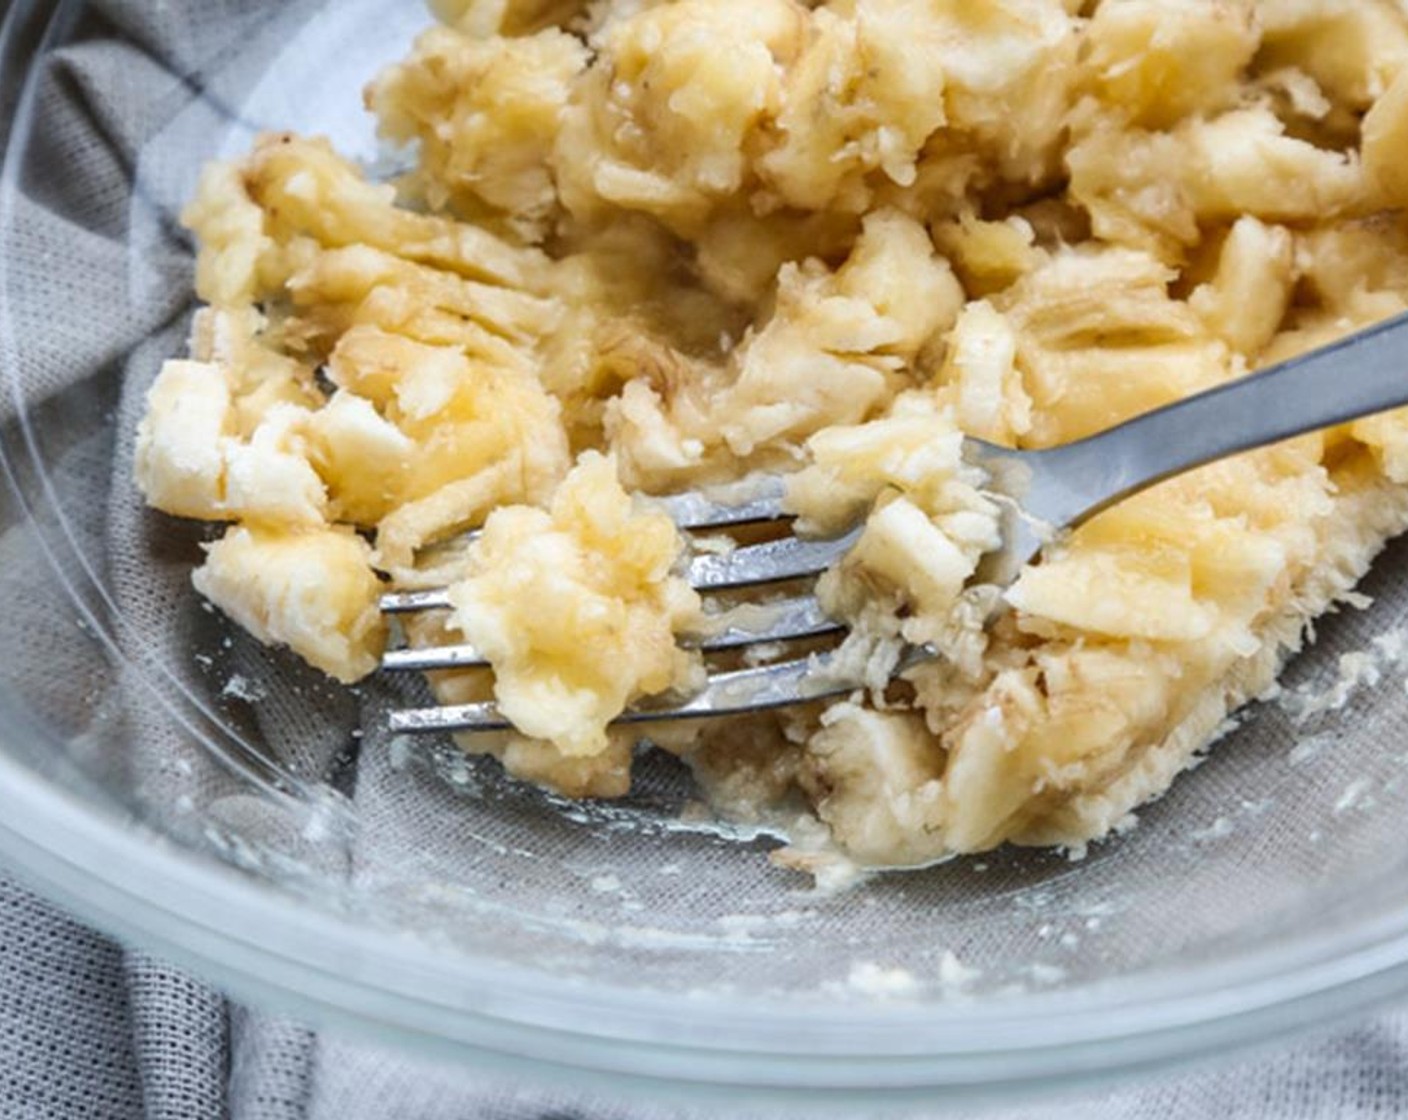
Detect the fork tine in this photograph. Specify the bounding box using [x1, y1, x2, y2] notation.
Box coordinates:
[383, 642, 486, 672]
[696, 595, 842, 650]
[379, 478, 801, 615]
[380, 525, 862, 614]
[657, 476, 789, 529]
[382, 588, 454, 614]
[382, 594, 845, 673]
[389, 652, 859, 734]
[686, 526, 861, 591]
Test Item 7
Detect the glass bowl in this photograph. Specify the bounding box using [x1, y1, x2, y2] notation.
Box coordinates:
[5, 0, 1408, 1107]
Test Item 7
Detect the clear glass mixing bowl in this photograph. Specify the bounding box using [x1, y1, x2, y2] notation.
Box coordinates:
[6, 0, 1408, 1107]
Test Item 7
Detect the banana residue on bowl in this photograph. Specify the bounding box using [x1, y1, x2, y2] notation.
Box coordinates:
[136, 0, 1408, 873]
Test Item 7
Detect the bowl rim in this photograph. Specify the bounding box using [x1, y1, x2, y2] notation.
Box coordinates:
[8, 733, 1408, 1105]
[6, 0, 1408, 1104]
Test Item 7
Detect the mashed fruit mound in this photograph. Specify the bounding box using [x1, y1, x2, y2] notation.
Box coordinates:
[446, 452, 703, 761]
[137, 0, 1408, 869]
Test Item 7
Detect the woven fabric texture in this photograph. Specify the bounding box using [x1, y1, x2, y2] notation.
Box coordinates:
[4, 2, 1408, 1118]
[6, 875, 1408, 1119]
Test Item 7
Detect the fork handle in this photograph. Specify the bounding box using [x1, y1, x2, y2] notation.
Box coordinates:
[1029, 310, 1408, 529]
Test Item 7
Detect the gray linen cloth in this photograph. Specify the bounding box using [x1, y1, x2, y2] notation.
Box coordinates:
[6, 873, 1408, 1119]
[5, 1, 1408, 1117]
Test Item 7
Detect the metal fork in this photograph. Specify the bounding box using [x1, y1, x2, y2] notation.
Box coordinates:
[382, 310, 1408, 735]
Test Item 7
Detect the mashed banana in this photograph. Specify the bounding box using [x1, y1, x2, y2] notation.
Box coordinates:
[137, 0, 1408, 869]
